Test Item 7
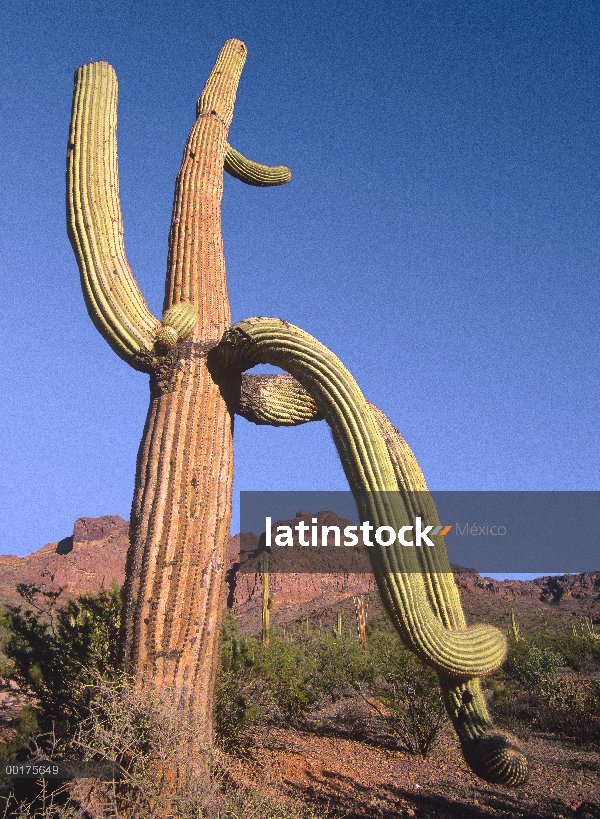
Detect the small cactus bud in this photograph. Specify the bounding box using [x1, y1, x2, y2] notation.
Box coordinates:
[155, 325, 179, 349]
[161, 302, 197, 340]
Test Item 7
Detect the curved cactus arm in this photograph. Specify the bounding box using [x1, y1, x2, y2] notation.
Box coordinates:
[214, 317, 506, 679]
[67, 61, 162, 371]
[369, 403, 528, 785]
[225, 144, 292, 186]
[237, 371, 529, 786]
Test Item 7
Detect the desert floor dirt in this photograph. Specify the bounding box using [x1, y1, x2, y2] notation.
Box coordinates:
[1, 680, 600, 818]
[226, 724, 600, 819]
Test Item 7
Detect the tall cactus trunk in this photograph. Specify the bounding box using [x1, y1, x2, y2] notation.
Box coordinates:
[119, 41, 246, 738]
[121, 358, 234, 736]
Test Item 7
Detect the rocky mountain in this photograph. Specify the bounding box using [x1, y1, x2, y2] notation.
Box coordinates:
[1, 514, 598, 635]
[0, 516, 129, 610]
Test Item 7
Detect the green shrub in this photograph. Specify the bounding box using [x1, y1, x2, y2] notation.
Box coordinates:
[493, 633, 600, 744]
[351, 633, 447, 756]
[253, 634, 320, 720]
[532, 629, 600, 672]
[0, 582, 122, 740]
[215, 612, 269, 755]
[529, 673, 600, 742]
[505, 641, 564, 690]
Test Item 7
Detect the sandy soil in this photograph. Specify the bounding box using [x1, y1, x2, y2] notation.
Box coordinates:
[226, 724, 600, 819]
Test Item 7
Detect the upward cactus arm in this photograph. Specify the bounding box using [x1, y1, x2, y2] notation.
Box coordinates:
[224, 144, 292, 186]
[165, 39, 248, 319]
[67, 61, 160, 370]
[213, 317, 506, 679]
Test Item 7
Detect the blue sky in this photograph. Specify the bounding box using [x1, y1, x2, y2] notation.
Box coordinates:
[1, 0, 599, 563]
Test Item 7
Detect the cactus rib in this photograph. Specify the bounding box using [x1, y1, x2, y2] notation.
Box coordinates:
[214, 317, 506, 680]
[238, 372, 324, 425]
[225, 144, 292, 186]
[67, 61, 160, 370]
[236, 369, 529, 786]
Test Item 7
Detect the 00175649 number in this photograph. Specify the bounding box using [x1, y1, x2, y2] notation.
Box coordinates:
[2, 761, 119, 779]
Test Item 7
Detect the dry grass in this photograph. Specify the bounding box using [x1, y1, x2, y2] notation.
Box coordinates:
[0, 674, 333, 819]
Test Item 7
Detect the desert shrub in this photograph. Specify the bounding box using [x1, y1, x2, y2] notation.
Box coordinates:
[1, 674, 333, 819]
[505, 641, 564, 690]
[493, 636, 600, 744]
[352, 639, 447, 757]
[0, 582, 122, 740]
[532, 629, 600, 672]
[0, 706, 40, 766]
[306, 629, 375, 701]
[252, 634, 321, 720]
[215, 612, 270, 755]
[528, 673, 600, 742]
[252, 623, 447, 756]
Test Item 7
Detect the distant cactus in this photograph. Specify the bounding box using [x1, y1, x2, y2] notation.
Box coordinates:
[578, 617, 599, 639]
[507, 611, 521, 643]
[334, 610, 343, 638]
[261, 552, 274, 646]
[353, 596, 368, 650]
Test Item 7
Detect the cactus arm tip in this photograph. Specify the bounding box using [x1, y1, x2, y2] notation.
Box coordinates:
[461, 729, 529, 785]
[196, 39, 248, 128]
[225, 144, 292, 187]
[154, 302, 198, 350]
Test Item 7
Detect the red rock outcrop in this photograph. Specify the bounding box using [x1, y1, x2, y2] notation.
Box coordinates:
[0, 516, 129, 609]
[1, 515, 598, 631]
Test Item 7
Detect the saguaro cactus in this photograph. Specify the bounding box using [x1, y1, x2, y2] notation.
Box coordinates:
[353, 595, 369, 650]
[67, 40, 528, 784]
[67, 40, 290, 746]
[507, 610, 521, 643]
[261, 552, 274, 646]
